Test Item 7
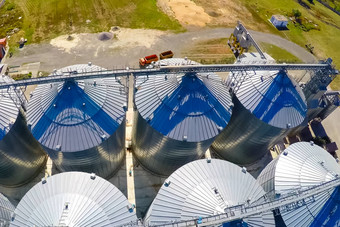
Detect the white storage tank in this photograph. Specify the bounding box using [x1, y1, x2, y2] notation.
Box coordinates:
[257, 142, 340, 226]
[10, 172, 137, 226]
[211, 53, 307, 166]
[145, 159, 275, 226]
[27, 64, 127, 179]
[133, 58, 233, 176]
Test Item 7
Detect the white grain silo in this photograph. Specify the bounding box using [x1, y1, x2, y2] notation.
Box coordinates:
[10, 172, 137, 226]
[211, 53, 307, 166]
[145, 159, 275, 226]
[27, 64, 127, 179]
[133, 58, 233, 176]
[257, 142, 340, 226]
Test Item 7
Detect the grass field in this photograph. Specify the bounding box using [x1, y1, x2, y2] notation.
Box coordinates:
[259, 42, 302, 63]
[181, 39, 302, 65]
[0, 0, 182, 44]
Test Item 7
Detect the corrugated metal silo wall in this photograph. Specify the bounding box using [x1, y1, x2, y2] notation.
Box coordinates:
[132, 112, 214, 176]
[44, 120, 125, 179]
[0, 110, 47, 187]
[211, 95, 291, 165]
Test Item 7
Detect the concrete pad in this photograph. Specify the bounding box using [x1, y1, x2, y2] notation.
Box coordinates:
[322, 108, 340, 157]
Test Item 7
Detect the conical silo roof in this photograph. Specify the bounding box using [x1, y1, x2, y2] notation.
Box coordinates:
[257, 142, 340, 227]
[231, 53, 307, 129]
[211, 53, 308, 166]
[10, 172, 137, 226]
[0, 193, 15, 227]
[0, 75, 20, 141]
[27, 64, 126, 152]
[145, 159, 275, 226]
[135, 58, 233, 142]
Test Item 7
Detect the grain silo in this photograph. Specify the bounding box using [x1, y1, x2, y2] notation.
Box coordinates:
[144, 159, 275, 226]
[10, 172, 138, 226]
[211, 53, 307, 165]
[27, 64, 127, 179]
[257, 142, 340, 227]
[132, 58, 233, 176]
[0, 75, 47, 187]
[0, 193, 15, 227]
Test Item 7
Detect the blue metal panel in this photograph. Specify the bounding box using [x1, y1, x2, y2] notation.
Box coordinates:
[310, 186, 340, 227]
[135, 72, 232, 142]
[212, 54, 307, 165]
[223, 220, 248, 227]
[234, 70, 307, 128]
[133, 59, 233, 176]
[27, 64, 127, 178]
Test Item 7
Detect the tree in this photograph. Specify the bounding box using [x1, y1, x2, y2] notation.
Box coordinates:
[292, 9, 302, 18]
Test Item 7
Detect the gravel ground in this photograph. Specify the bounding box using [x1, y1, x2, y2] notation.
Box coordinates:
[4, 28, 316, 72]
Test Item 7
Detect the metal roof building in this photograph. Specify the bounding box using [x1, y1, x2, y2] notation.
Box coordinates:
[257, 142, 340, 227]
[318, 93, 340, 120]
[27, 64, 127, 179]
[211, 53, 307, 166]
[0, 193, 14, 227]
[0, 75, 47, 187]
[132, 58, 233, 176]
[10, 172, 137, 227]
[144, 159, 275, 226]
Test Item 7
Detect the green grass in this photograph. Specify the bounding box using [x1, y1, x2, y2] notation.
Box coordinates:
[259, 42, 302, 63]
[1, 0, 182, 45]
[239, 0, 340, 90]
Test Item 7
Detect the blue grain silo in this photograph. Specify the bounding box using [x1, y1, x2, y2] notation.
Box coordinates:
[0, 75, 47, 187]
[27, 64, 127, 179]
[132, 58, 233, 176]
[211, 53, 308, 166]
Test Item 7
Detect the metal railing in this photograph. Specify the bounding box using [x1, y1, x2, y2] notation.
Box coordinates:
[0, 63, 334, 90]
[147, 177, 340, 227]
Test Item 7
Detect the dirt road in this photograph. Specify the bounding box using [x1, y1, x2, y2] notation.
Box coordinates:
[4, 28, 316, 72]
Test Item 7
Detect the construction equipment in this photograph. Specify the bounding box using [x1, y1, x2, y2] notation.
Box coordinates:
[228, 21, 266, 59]
[139, 54, 159, 67]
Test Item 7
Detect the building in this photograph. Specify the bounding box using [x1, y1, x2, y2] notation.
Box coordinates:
[0, 193, 14, 227]
[10, 172, 138, 226]
[257, 142, 340, 226]
[0, 75, 47, 187]
[132, 58, 233, 176]
[144, 159, 275, 226]
[270, 15, 288, 28]
[26, 64, 127, 179]
[211, 53, 307, 166]
[318, 92, 340, 120]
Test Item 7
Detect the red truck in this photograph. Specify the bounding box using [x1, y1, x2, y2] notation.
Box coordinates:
[139, 54, 158, 67]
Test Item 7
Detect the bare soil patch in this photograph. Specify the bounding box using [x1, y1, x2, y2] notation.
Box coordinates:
[50, 28, 166, 55]
[158, 0, 270, 31]
[158, 0, 211, 27]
